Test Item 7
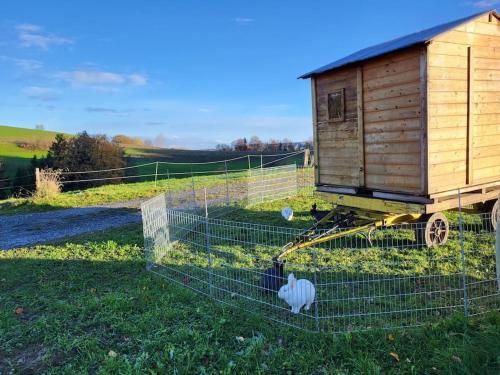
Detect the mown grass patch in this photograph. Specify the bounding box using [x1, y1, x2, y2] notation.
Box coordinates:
[1, 224, 500, 374]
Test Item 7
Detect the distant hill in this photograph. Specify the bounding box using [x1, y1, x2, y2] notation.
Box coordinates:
[0, 125, 306, 184]
[0, 125, 68, 177]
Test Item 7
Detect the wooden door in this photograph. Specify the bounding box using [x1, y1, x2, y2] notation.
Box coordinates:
[314, 67, 363, 187]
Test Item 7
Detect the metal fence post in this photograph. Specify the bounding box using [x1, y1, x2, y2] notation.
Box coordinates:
[204, 188, 213, 295]
[247, 154, 251, 171]
[457, 189, 469, 316]
[191, 168, 196, 210]
[224, 159, 230, 207]
[166, 169, 172, 206]
[154, 161, 158, 187]
[260, 165, 264, 203]
[313, 245, 320, 332]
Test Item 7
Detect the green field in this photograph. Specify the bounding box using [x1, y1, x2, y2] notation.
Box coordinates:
[0, 125, 64, 178]
[125, 146, 304, 178]
[1, 195, 500, 373]
[0, 125, 305, 199]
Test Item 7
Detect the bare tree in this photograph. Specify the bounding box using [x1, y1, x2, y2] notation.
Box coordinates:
[281, 138, 295, 152]
[248, 136, 263, 152]
[232, 138, 248, 151]
[266, 139, 280, 152]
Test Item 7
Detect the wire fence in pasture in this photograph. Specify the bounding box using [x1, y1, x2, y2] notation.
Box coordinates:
[0, 149, 309, 195]
[141, 167, 500, 333]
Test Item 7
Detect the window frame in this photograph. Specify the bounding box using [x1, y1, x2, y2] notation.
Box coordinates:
[327, 88, 345, 122]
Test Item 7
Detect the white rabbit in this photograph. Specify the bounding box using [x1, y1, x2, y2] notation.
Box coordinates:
[278, 273, 316, 314]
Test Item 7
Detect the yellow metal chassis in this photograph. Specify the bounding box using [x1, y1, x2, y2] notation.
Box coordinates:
[278, 192, 425, 259]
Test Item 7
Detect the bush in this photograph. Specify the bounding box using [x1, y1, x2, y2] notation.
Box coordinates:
[45, 132, 126, 190]
[0, 160, 9, 199]
[33, 168, 62, 200]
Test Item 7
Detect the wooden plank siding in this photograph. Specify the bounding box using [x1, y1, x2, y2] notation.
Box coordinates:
[315, 67, 360, 186]
[362, 47, 423, 194]
[427, 13, 500, 193]
[310, 11, 499, 201]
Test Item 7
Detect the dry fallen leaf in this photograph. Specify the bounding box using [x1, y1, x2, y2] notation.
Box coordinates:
[15, 307, 24, 315]
[389, 352, 400, 362]
[387, 334, 395, 342]
[89, 288, 96, 293]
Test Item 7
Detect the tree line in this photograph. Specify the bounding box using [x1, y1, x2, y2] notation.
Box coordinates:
[216, 136, 313, 152]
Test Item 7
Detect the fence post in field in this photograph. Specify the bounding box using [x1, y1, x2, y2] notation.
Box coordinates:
[496, 193, 500, 292]
[167, 169, 174, 207]
[260, 154, 264, 202]
[204, 187, 213, 295]
[224, 159, 230, 206]
[35, 167, 40, 191]
[155, 162, 158, 187]
[457, 189, 469, 316]
[304, 148, 310, 167]
[190, 168, 196, 209]
[154, 161, 158, 187]
[313, 245, 320, 332]
[247, 154, 251, 171]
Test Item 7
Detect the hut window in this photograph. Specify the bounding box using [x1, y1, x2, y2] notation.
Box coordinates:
[328, 89, 344, 122]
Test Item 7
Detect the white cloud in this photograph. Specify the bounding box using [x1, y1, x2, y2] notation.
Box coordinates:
[54, 70, 148, 87]
[15, 23, 73, 50]
[128, 73, 147, 85]
[22, 86, 60, 101]
[234, 17, 254, 25]
[16, 24, 42, 32]
[14, 58, 43, 71]
[84, 106, 120, 113]
[0, 56, 43, 72]
[472, 0, 499, 7]
[197, 106, 215, 113]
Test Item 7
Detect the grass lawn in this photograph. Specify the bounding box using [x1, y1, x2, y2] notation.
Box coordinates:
[1, 223, 500, 374]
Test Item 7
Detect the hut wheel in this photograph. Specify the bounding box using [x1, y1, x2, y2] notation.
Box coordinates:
[485, 199, 499, 231]
[415, 212, 449, 247]
[475, 198, 499, 230]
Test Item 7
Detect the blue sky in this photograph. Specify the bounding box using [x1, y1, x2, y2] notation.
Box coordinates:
[0, 0, 496, 149]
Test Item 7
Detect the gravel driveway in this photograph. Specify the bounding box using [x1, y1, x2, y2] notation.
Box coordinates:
[0, 200, 145, 250]
[0, 182, 248, 250]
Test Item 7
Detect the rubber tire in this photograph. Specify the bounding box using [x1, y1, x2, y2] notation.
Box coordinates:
[415, 212, 450, 247]
[483, 199, 499, 231]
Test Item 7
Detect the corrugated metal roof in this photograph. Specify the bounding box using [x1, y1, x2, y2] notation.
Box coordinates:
[299, 10, 492, 79]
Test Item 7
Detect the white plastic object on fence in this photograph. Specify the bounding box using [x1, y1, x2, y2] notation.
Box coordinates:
[281, 207, 294, 221]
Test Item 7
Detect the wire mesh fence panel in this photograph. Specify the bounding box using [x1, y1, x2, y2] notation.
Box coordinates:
[141, 193, 169, 268]
[140, 167, 500, 333]
[247, 164, 298, 206]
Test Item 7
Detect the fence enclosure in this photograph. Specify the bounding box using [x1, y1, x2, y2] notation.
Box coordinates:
[141, 165, 500, 333]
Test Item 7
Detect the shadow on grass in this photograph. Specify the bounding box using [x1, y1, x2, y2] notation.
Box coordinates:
[2, 240, 500, 374]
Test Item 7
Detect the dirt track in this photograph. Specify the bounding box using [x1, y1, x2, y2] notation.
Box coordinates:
[0, 200, 144, 250]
